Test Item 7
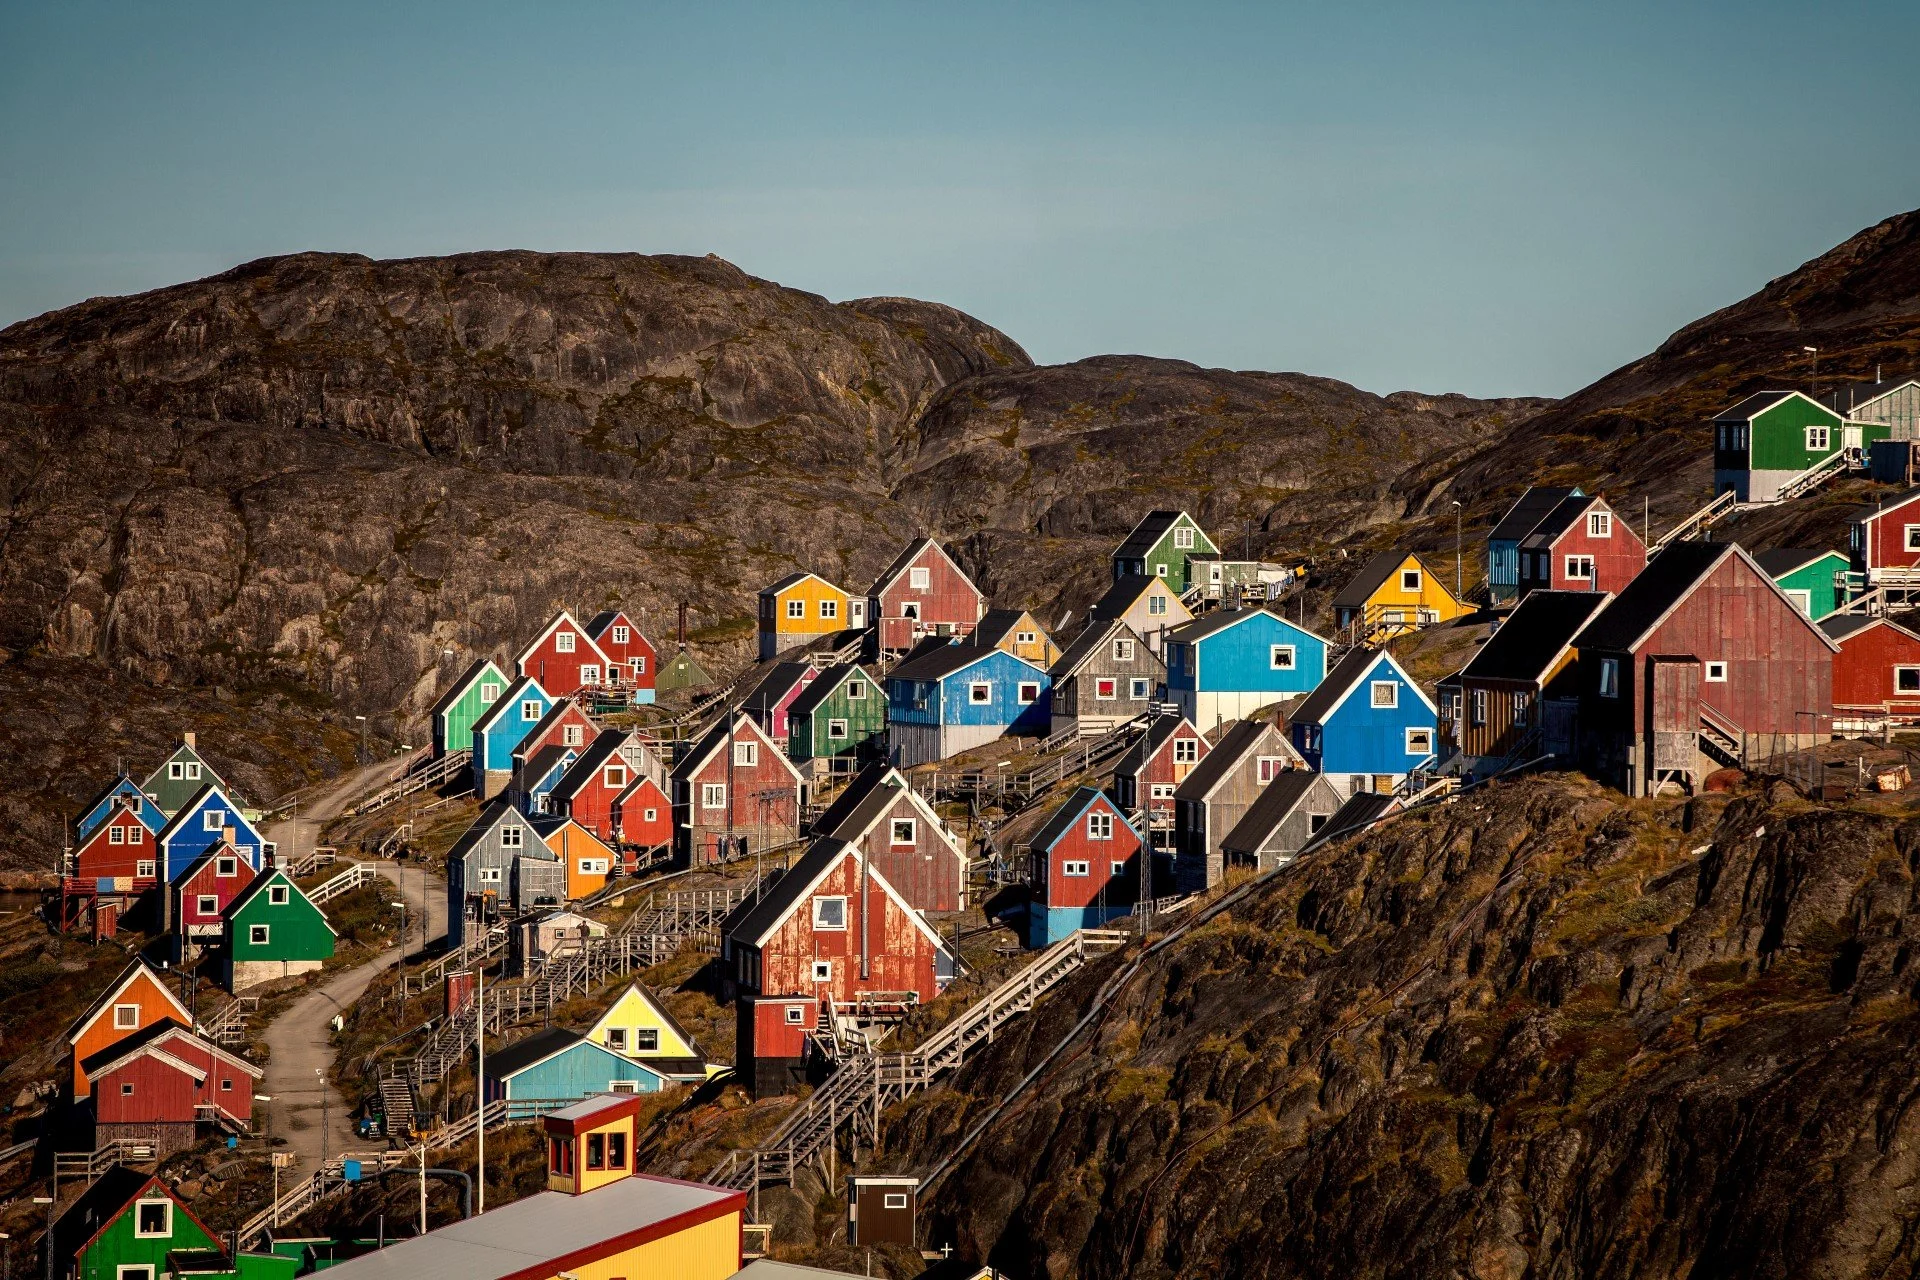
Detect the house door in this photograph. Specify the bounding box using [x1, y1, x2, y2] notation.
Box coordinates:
[849, 599, 867, 628]
[1542, 698, 1578, 759]
[1649, 658, 1702, 776]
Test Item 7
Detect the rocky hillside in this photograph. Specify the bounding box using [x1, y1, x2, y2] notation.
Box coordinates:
[877, 775, 1920, 1278]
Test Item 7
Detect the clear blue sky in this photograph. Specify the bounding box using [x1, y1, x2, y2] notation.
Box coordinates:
[3, 1, 1917, 398]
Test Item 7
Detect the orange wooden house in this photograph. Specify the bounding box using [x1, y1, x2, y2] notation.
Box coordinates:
[66, 959, 193, 1098]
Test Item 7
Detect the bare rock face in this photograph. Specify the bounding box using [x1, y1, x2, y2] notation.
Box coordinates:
[887, 778, 1920, 1279]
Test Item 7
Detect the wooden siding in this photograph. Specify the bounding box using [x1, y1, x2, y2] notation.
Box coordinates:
[1457, 677, 1540, 758]
[1520, 502, 1646, 596]
[740, 850, 944, 1004]
[758, 576, 852, 658]
[173, 852, 251, 939]
[1174, 724, 1292, 892]
[74, 809, 158, 885]
[1034, 795, 1142, 912]
[519, 616, 612, 697]
[1054, 633, 1166, 720]
[91, 1037, 254, 1125]
[612, 778, 672, 853]
[1859, 493, 1920, 574]
[850, 792, 966, 912]
[69, 970, 189, 1097]
[486, 1041, 663, 1101]
[561, 757, 638, 843]
[1771, 552, 1849, 621]
[789, 669, 888, 763]
[69, 1186, 218, 1280]
[672, 723, 801, 865]
[226, 873, 334, 963]
[873, 544, 983, 653]
[1113, 723, 1210, 825]
[589, 613, 659, 695]
[1832, 624, 1920, 714]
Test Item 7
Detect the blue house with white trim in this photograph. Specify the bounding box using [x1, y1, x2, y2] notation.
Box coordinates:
[482, 1027, 667, 1105]
[885, 644, 1051, 766]
[156, 784, 264, 883]
[75, 775, 167, 845]
[1287, 648, 1438, 797]
[1162, 608, 1330, 733]
[471, 675, 553, 801]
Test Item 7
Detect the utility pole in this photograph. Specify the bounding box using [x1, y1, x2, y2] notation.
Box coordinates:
[1451, 501, 1463, 599]
[36, 1192, 53, 1280]
[475, 960, 486, 1213]
[316, 1068, 328, 1169]
[419, 1143, 428, 1235]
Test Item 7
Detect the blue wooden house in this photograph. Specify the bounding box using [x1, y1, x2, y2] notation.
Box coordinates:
[1288, 648, 1439, 797]
[1162, 607, 1329, 733]
[1487, 486, 1582, 604]
[507, 743, 580, 817]
[482, 1027, 668, 1105]
[75, 775, 167, 845]
[470, 675, 554, 801]
[156, 784, 264, 883]
[886, 644, 1051, 766]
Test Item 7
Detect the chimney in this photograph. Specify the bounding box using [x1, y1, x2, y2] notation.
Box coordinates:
[183, 731, 197, 749]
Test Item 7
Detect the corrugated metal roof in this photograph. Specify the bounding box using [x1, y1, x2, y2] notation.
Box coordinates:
[1172, 720, 1274, 802]
[1329, 551, 1410, 611]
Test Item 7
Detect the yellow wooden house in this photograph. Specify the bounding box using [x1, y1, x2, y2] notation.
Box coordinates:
[1331, 551, 1465, 640]
[973, 608, 1060, 667]
[757, 572, 864, 660]
[585, 981, 716, 1084]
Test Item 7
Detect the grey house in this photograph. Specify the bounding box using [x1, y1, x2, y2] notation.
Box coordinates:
[1172, 719, 1303, 893]
[1218, 771, 1343, 874]
[1047, 618, 1166, 737]
[444, 800, 561, 946]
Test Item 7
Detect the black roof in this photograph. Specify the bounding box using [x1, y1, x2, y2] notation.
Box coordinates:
[1113, 712, 1196, 778]
[1823, 380, 1917, 415]
[1820, 614, 1877, 642]
[1090, 574, 1166, 620]
[1027, 787, 1109, 852]
[1517, 494, 1599, 551]
[1461, 591, 1611, 684]
[810, 760, 894, 835]
[1330, 551, 1412, 611]
[1219, 772, 1333, 855]
[820, 776, 908, 845]
[1488, 486, 1581, 544]
[1290, 646, 1383, 727]
[550, 730, 629, 800]
[485, 1027, 589, 1079]
[890, 642, 999, 683]
[430, 657, 502, 721]
[1712, 390, 1800, 422]
[725, 839, 849, 947]
[1049, 617, 1145, 679]
[1752, 547, 1840, 577]
[869, 537, 953, 596]
[670, 712, 752, 781]
[788, 663, 866, 719]
[55, 1166, 161, 1266]
[1172, 720, 1275, 802]
[444, 799, 521, 866]
[1114, 510, 1191, 560]
[472, 675, 541, 734]
[971, 608, 1043, 650]
[742, 662, 816, 717]
[1572, 541, 1732, 653]
[1305, 793, 1400, 850]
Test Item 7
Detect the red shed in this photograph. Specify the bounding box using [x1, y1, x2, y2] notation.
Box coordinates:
[1026, 787, 1144, 945]
[585, 609, 659, 700]
[611, 776, 672, 862]
[669, 713, 804, 866]
[1852, 488, 1920, 584]
[734, 994, 819, 1098]
[723, 839, 954, 1009]
[1112, 715, 1211, 849]
[868, 538, 986, 657]
[83, 1023, 260, 1153]
[1821, 615, 1920, 718]
[1516, 494, 1646, 598]
[1576, 542, 1836, 796]
[516, 610, 615, 697]
[810, 762, 968, 911]
[171, 844, 253, 959]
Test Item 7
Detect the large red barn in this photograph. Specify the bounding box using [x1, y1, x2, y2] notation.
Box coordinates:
[867, 538, 986, 657]
[83, 1023, 261, 1154]
[1821, 615, 1920, 718]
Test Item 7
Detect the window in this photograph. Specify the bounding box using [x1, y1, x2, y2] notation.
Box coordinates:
[909, 566, 931, 589]
[220, 1078, 232, 1091]
[1062, 860, 1090, 877]
[1088, 811, 1114, 840]
[135, 1200, 172, 1237]
[812, 960, 832, 982]
[217, 856, 237, 877]
[1407, 728, 1434, 755]
[269, 885, 289, 905]
[607, 1080, 639, 1094]
[1588, 511, 1612, 538]
[1113, 638, 1136, 662]
[1309, 813, 1328, 833]
[1017, 682, 1040, 705]
[1257, 756, 1285, 783]
[549, 1136, 573, 1175]
[564, 724, 585, 746]
[580, 858, 610, 875]
[169, 762, 184, 780]
[643, 807, 658, 823]
[813, 896, 847, 930]
[785, 1005, 806, 1025]
[1906, 525, 1920, 553]
[499, 824, 526, 851]
[1565, 555, 1594, 580]
[901, 601, 920, 620]
[555, 630, 576, 653]
[605, 765, 627, 789]
[196, 895, 218, 915]
[631, 656, 646, 674]
[1704, 661, 1728, 683]
[1471, 689, 1487, 726]
[1806, 425, 1831, 451]
[607, 1131, 628, 1169]
[969, 681, 992, 704]
[249, 924, 270, 945]
[1599, 657, 1620, 698]
[204, 811, 224, 832]
[121, 1082, 135, 1095]
[1270, 645, 1296, 670]
[478, 866, 503, 884]
[114, 1003, 140, 1029]
[733, 741, 757, 767]
[607, 1027, 628, 1051]
[1784, 589, 1812, 616]
[480, 682, 501, 702]
[136, 860, 156, 878]
[1897, 667, 1920, 694]
[1095, 677, 1117, 701]
[521, 700, 542, 722]
[585, 1133, 606, 1170]
[1016, 630, 1037, 646]
[884, 1192, 910, 1210]
[701, 783, 726, 810]
[578, 664, 599, 686]
[1155, 564, 1169, 577]
[828, 718, 849, 740]
[1401, 568, 1422, 592]
[1130, 677, 1150, 700]
[109, 826, 126, 845]
[1173, 738, 1199, 764]
[891, 819, 916, 845]
[1150, 783, 1176, 799]
[1148, 594, 1168, 615]
[1112, 860, 1128, 876]
[846, 680, 867, 701]
[1371, 681, 1399, 709]
[1173, 526, 1196, 550]
[1513, 691, 1531, 726]
[786, 599, 806, 619]
[635, 1029, 658, 1053]
[820, 599, 838, 620]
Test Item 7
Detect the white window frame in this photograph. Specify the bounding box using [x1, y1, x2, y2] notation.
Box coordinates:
[1400, 568, 1422, 593]
[1599, 657, 1620, 698]
[1471, 688, 1487, 726]
[1112, 860, 1128, 876]
[1150, 783, 1176, 799]
[168, 762, 184, 780]
[607, 1079, 640, 1094]
[216, 856, 237, 877]
[196, 894, 218, 915]
[1017, 682, 1040, 705]
[631, 656, 646, 674]
[1113, 638, 1135, 662]
[1270, 644, 1296, 670]
[1565, 555, 1594, 580]
[480, 682, 501, 702]
[109, 826, 126, 845]
[136, 859, 156, 878]
[133, 1200, 172, 1238]
[634, 1028, 658, 1052]
[846, 680, 867, 701]
[701, 783, 727, 810]
[786, 598, 806, 619]
[268, 884, 290, 906]
[521, 699, 542, 722]
[890, 819, 916, 845]
[114, 1003, 140, 1029]
[605, 1027, 628, 1051]
[1587, 511, 1612, 539]
[564, 724, 584, 746]
[1371, 680, 1399, 709]
[1062, 860, 1090, 877]
[204, 811, 223, 832]
[1095, 677, 1117, 701]
[1016, 630, 1037, 645]
[812, 960, 832, 982]
[248, 924, 270, 945]
[1898, 667, 1920, 694]
[1785, 589, 1812, 616]
[1905, 525, 1920, 553]
[1704, 660, 1728, 683]
[611, 625, 629, 644]
[604, 765, 628, 789]
[478, 866, 503, 884]
[884, 1192, 910, 1210]
[1129, 677, 1150, 700]
[819, 598, 838, 620]
[968, 681, 992, 705]
[578, 664, 600, 686]
[1154, 564, 1169, 578]
[500, 825, 522, 849]
[1406, 727, 1434, 756]
[1806, 425, 1830, 452]
[555, 630, 576, 653]
[1087, 811, 1114, 840]
[1257, 756, 1285, 784]
[579, 857, 610, 875]
[733, 741, 758, 767]
[1173, 738, 1199, 764]
[784, 1005, 806, 1025]
[827, 718, 850, 740]
[813, 896, 848, 930]
[908, 566, 931, 589]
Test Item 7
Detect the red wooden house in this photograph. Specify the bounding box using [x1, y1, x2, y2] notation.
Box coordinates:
[552, 730, 637, 843]
[516, 610, 616, 697]
[1027, 787, 1145, 946]
[868, 538, 986, 657]
[83, 1022, 261, 1154]
[611, 776, 672, 862]
[1111, 715, 1211, 849]
[1575, 542, 1836, 796]
[723, 838, 955, 1008]
[63, 800, 161, 935]
[585, 609, 659, 702]
[1515, 494, 1646, 597]
[65, 959, 193, 1098]
[669, 713, 804, 866]
[1851, 488, 1920, 583]
[171, 843, 254, 961]
[515, 699, 597, 765]
[809, 762, 968, 911]
[1820, 615, 1920, 719]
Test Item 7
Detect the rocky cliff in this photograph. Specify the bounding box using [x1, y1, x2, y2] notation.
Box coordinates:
[880, 776, 1920, 1279]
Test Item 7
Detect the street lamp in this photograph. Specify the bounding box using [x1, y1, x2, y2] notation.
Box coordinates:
[315, 1068, 329, 1168]
[1450, 500, 1464, 600]
[354, 716, 369, 765]
[1804, 345, 1820, 395]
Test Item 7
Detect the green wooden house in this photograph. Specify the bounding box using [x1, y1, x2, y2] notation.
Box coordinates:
[1111, 510, 1220, 594]
[1712, 390, 1889, 503]
[786, 663, 888, 775]
[430, 657, 509, 758]
[221, 867, 336, 992]
[656, 647, 713, 693]
[140, 736, 228, 817]
[53, 1168, 219, 1280]
[1755, 547, 1850, 622]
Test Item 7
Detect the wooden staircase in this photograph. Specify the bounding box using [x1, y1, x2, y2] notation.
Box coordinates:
[347, 749, 473, 818]
[379, 1072, 418, 1138]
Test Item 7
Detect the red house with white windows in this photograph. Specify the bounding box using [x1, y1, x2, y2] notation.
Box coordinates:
[1821, 615, 1920, 719]
[809, 762, 968, 911]
[552, 731, 639, 843]
[517, 610, 615, 697]
[669, 713, 804, 866]
[1515, 494, 1646, 598]
[171, 844, 254, 960]
[83, 1022, 261, 1153]
[1027, 787, 1145, 946]
[1851, 488, 1920, 582]
[517, 699, 597, 762]
[1111, 715, 1211, 848]
[867, 538, 987, 657]
[586, 610, 659, 703]
[612, 776, 672, 860]
[71, 804, 160, 887]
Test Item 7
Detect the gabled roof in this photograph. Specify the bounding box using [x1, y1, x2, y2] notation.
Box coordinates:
[1712, 390, 1811, 423]
[1753, 547, 1846, 578]
[445, 800, 547, 868]
[1114, 510, 1213, 560]
[1461, 590, 1612, 685]
[484, 1027, 610, 1080]
[155, 784, 254, 846]
[1488, 486, 1582, 544]
[515, 609, 613, 674]
[1821, 614, 1920, 646]
[79, 1020, 262, 1082]
[1854, 487, 1920, 527]
[669, 713, 801, 784]
[972, 608, 1046, 651]
[809, 760, 894, 835]
[725, 839, 950, 954]
[517, 698, 589, 758]
[1172, 720, 1282, 803]
[222, 867, 335, 934]
[1164, 605, 1326, 647]
[1331, 551, 1424, 611]
[1028, 787, 1133, 853]
[584, 610, 650, 647]
[1517, 493, 1607, 551]
[76, 775, 166, 840]
[1220, 772, 1336, 855]
[471, 675, 548, 735]
[741, 662, 817, 718]
[1573, 541, 1839, 654]
[66, 958, 191, 1043]
[868, 538, 979, 599]
[1303, 792, 1401, 851]
[815, 770, 960, 858]
[1113, 713, 1204, 778]
[896, 634, 960, 667]
[54, 1168, 210, 1268]
[1090, 574, 1174, 621]
[889, 640, 1040, 684]
[550, 731, 632, 802]
[788, 663, 872, 719]
[614, 772, 670, 807]
[591, 980, 705, 1064]
[430, 657, 508, 722]
[759, 570, 839, 597]
[1051, 618, 1144, 680]
[1823, 378, 1920, 417]
[1291, 646, 1435, 726]
[140, 740, 228, 797]
[514, 744, 577, 795]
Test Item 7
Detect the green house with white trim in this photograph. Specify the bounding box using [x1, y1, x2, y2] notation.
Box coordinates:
[1754, 547, 1850, 622]
[221, 867, 335, 992]
[1111, 510, 1220, 594]
[430, 657, 508, 758]
[140, 736, 228, 817]
[786, 663, 888, 775]
[53, 1168, 218, 1280]
[1712, 390, 1889, 503]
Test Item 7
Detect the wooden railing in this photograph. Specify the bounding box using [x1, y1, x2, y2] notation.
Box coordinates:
[196, 995, 260, 1046]
[309, 861, 380, 906]
[1653, 489, 1740, 550]
[346, 750, 472, 818]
